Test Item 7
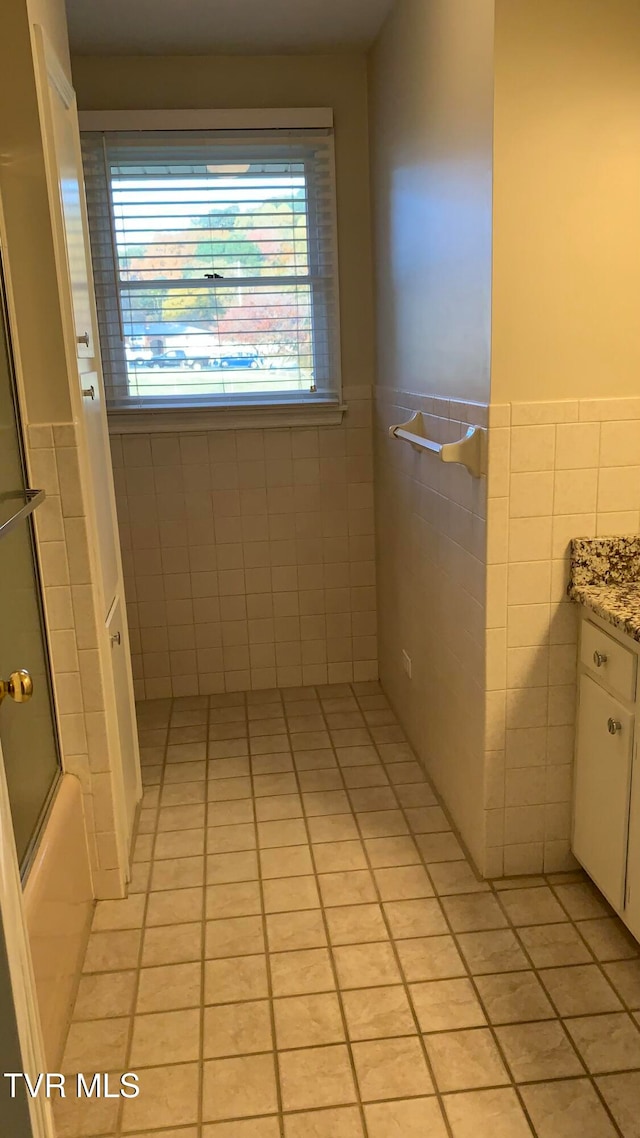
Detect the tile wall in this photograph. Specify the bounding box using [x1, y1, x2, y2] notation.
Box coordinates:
[485, 397, 640, 878]
[29, 423, 124, 897]
[111, 384, 377, 700]
[374, 390, 489, 873]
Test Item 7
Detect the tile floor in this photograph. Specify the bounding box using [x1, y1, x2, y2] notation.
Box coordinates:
[55, 682, 640, 1138]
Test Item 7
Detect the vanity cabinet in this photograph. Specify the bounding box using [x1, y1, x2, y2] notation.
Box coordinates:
[574, 612, 640, 941]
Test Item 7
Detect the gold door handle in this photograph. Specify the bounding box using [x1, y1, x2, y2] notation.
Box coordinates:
[0, 670, 33, 706]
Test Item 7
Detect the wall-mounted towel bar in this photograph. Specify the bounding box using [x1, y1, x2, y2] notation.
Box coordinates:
[389, 412, 485, 478]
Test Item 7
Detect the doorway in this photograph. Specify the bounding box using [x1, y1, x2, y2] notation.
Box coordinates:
[0, 245, 61, 873]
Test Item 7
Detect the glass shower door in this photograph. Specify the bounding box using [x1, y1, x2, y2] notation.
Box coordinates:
[0, 250, 61, 872]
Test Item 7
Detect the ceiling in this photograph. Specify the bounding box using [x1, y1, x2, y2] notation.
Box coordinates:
[65, 0, 395, 56]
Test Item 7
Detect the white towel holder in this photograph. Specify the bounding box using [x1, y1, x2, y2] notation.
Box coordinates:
[389, 412, 486, 479]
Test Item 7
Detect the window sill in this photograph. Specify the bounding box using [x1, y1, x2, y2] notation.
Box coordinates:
[106, 402, 347, 434]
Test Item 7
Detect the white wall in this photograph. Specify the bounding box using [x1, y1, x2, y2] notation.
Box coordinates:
[368, 0, 495, 870]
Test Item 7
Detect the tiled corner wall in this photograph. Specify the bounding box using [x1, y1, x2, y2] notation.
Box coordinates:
[374, 390, 489, 872]
[28, 423, 125, 898]
[485, 397, 640, 879]
[110, 385, 377, 700]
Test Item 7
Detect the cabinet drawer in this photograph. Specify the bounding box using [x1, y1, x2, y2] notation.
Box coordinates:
[580, 620, 636, 702]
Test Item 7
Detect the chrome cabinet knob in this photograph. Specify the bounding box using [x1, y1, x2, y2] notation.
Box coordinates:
[0, 669, 33, 706]
[593, 650, 608, 668]
[607, 717, 622, 736]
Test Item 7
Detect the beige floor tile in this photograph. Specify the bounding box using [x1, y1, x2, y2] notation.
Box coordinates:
[129, 861, 151, 893]
[318, 870, 378, 907]
[203, 1120, 280, 1138]
[474, 971, 555, 1024]
[53, 1091, 120, 1137]
[208, 759, 250, 780]
[284, 1106, 364, 1138]
[457, 929, 529, 974]
[251, 733, 291, 755]
[254, 774, 298, 799]
[416, 832, 465, 862]
[521, 1078, 618, 1138]
[428, 861, 490, 895]
[207, 823, 256, 854]
[263, 874, 320, 913]
[565, 1011, 640, 1073]
[397, 935, 466, 982]
[202, 1054, 279, 1121]
[442, 893, 508, 932]
[210, 776, 253, 802]
[394, 782, 438, 806]
[130, 1007, 200, 1067]
[204, 1000, 272, 1057]
[597, 1072, 640, 1138]
[309, 814, 360, 843]
[348, 787, 397, 811]
[334, 941, 402, 989]
[270, 947, 336, 996]
[342, 985, 415, 1041]
[357, 810, 408, 838]
[326, 903, 389, 946]
[604, 959, 640, 1009]
[444, 1088, 534, 1138]
[206, 880, 262, 919]
[154, 829, 205, 860]
[157, 804, 206, 831]
[161, 781, 206, 807]
[251, 753, 294, 776]
[298, 768, 344, 792]
[336, 745, 380, 766]
[205, 915, 265, 959]
[146, 886, 203, 926]
[142, 923, 202, 967]
[577, 917, 639, 962]
[425, 1028, 509, 1093]
[383, 898, 447, 938]
[353, 1036, 433, 1101]
[274, 992, 345, 1049]
[411, 978, 486, 1032]
[83, 929, 142, 973]
[121, 1062, 200, 1132]
[518, 923, 593, 968]
[497, 1020, 583, 1081]
[260, 844, 314, 878]
[374, 865, 434, 901]
[208, 798, 255, 826]
[207, 850, 259, 884]
[364, 836, 420, 867]
[295, 748, 339, 770]
[279, 1043, 357, 1111]
[166, 743, 206, 764]
[376, 743, 415, 764]
[163, 757, 206, 780]
[313, 841, 368, 873]
[540, 964, 623, 1016]
[304, 790, 352, 816]
[258, 818, 308, 848]
[498, 886, 566, 926]
[205, 955, 269, 1005]
[151, 855, 205, 891]
[208, 741, 249, 761]
[137, 962, 202, 1013]
[92, 895, 146, 932]
[72, 971, 136, 1020]
[266, 910, 327, 952]
[342, 766, 389, 789]
[255, 793, 303, 821]
[62, 1017, 129, 1072]
[552, 882, 611, 920]
[405, 806, 449, 834]
[365, 1097, 448, 1138]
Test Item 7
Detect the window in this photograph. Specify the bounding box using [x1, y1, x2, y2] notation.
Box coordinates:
[81, 119, 341, 421]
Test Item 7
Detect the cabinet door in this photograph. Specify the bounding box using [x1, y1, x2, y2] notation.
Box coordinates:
[573, 674, 634, 911]
[624, 745, 640, 942]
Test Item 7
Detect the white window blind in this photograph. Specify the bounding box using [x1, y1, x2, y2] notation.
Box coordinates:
[80, 127, 341, 413]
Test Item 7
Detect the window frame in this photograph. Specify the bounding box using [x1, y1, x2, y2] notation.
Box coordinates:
[79, 108, 345, 432]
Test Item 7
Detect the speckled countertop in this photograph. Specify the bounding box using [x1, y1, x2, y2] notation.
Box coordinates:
[568, 536, 640, 643]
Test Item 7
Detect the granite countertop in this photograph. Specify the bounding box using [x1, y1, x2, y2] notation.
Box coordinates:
[568, 536, 640, 643]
